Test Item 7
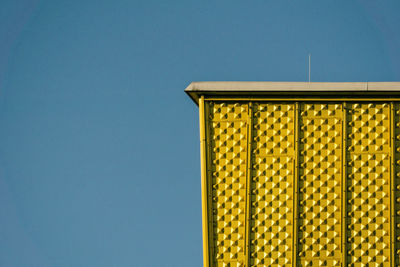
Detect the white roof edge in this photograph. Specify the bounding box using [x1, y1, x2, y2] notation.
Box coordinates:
[185, 81, 400, 92]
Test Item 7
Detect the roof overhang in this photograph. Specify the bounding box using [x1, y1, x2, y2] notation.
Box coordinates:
[185, 82, 400, 105]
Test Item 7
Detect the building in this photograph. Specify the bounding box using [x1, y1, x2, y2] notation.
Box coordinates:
[186, 82, 400, 267]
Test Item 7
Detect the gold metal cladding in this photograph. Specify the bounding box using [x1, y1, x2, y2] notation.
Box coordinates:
[391, 102, 400, 267]
[200, 99, 399, 267]
[250, 103, 295, 266]
[347, 103, 391, 266]
[390, 103, 394, 267]
[209, 102, 248, 267]
[245, 103, 253, 267]
[298, 103, 343, 266]
[342, 103, 348, 267]
[199, 97, 211, 267]
[199, 96, 210, 267]
[293, 102, 299, 267]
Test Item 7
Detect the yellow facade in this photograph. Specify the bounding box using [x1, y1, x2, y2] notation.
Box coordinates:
[189, 82, 400, 267]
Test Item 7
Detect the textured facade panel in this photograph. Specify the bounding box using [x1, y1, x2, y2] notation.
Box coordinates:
[250, 103, 295, 266]
[298, 104, 343, 266]
[347, 103, 391, 266]
[349, 103, 390, 153]
[210, 103, 249, 266]
[201, 100, 398, 267]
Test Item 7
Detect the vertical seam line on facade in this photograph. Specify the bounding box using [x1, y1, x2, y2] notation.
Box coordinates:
[390, 102, 395, 267]
[293, 102, 299, 267]
[206, 101, 215, 267]
[245, 102, 253, 267]
[342, 102, 347, 267]
[199, 96, 211, 267]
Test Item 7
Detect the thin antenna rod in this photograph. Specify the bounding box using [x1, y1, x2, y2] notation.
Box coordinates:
[308, 54, 311, 83]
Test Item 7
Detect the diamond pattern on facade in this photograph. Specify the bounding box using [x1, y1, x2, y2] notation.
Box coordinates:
[298, 103, 342, 266]
[210, 103, 248, 266]
[250, 103, 295, 267]
[347, 103, 391, 267]
[203, 100, 397, 267]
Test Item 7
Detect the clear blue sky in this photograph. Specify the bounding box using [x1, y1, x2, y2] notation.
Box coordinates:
[0, 1, 399, 266]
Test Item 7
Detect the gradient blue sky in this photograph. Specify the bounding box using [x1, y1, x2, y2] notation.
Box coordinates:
[1, 1, 400, 266]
